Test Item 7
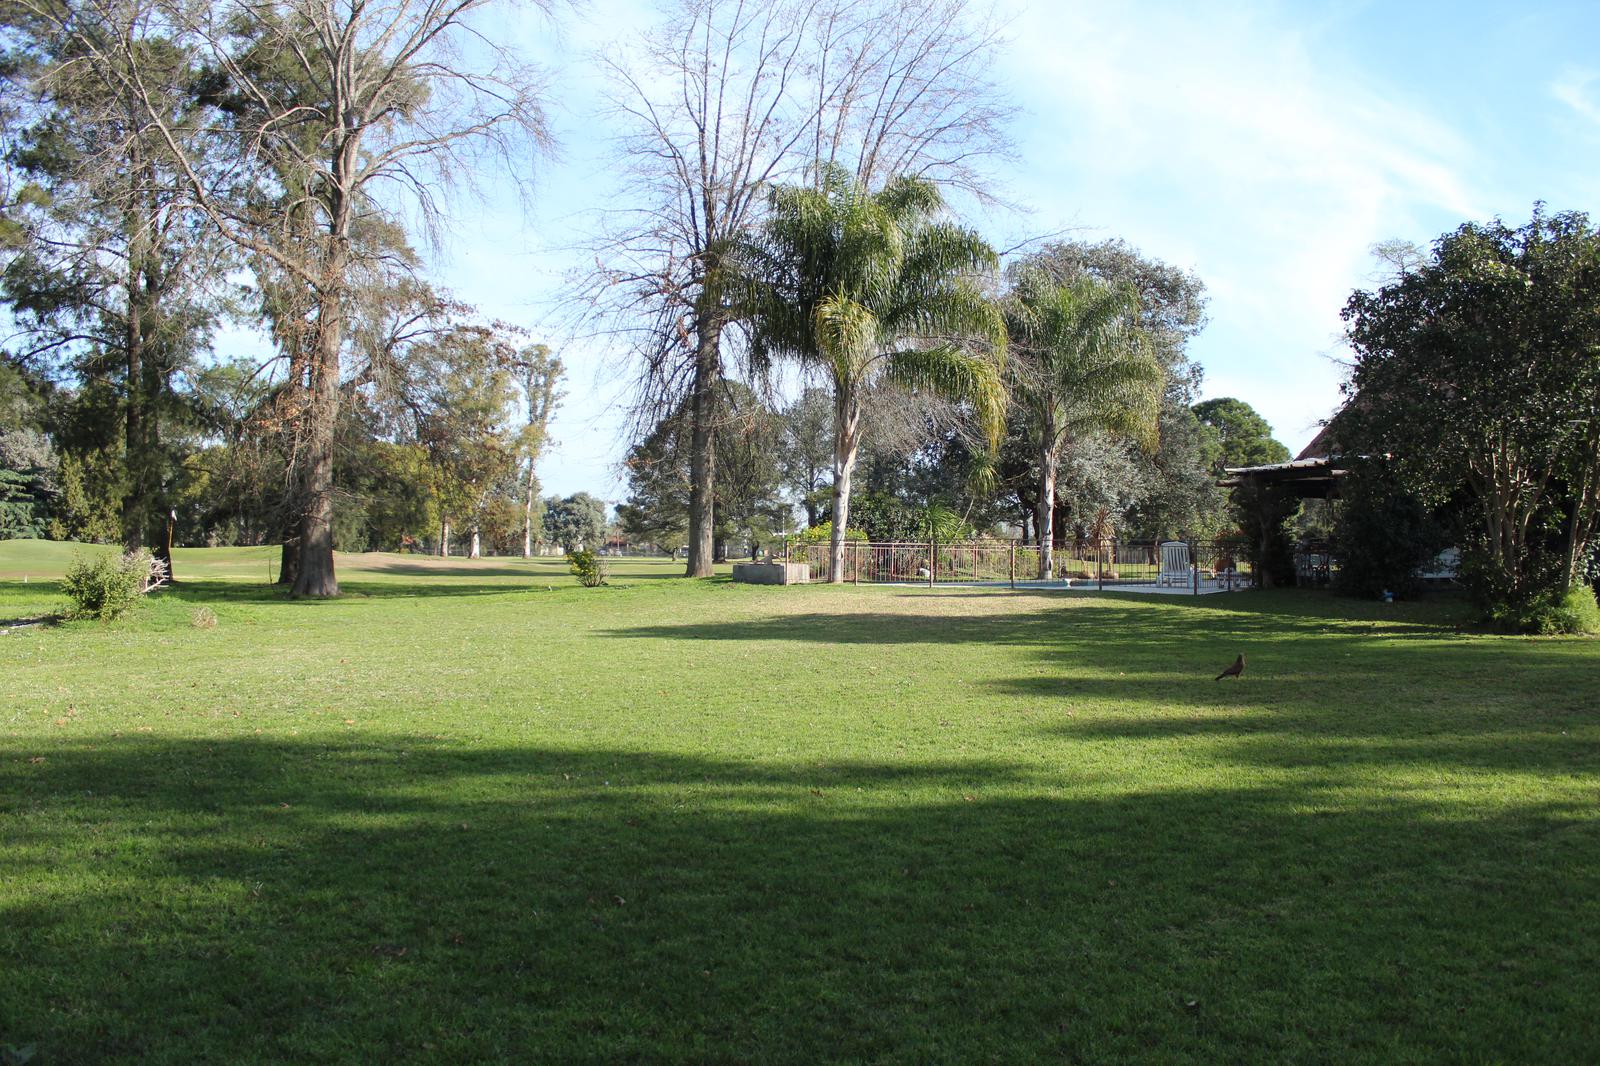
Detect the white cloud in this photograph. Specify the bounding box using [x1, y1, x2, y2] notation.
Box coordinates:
[1551, 67, 1600, 128]
[1001, 0, 1487, 451]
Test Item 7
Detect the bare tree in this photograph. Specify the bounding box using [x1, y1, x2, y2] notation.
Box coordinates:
[27, 0, 556, 595]
[588, 0, 1010, 578]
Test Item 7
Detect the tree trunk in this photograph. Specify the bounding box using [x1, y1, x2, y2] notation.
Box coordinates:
[685, 313, 721, 578]
[278, 536, 299, 587]
[291, 284, 341, 597]
[522, 469, 535, 559]
[440, 519, 451, 558]
[121, 218, 150, 557]
[469, 527, 481, 559]
[713, 535, 728, 564]
[828, 388, 864, 583]
[1037, 431, 1059, 580]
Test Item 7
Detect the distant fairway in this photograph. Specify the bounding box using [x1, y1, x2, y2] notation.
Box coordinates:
[3, 540, 1598, 1063]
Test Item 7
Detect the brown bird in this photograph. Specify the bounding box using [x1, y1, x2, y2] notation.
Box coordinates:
[1215, 654, 1245, 681]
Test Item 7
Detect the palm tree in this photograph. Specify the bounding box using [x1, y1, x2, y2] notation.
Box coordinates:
[1004, 266, 1162, 580]
[738, 166, 1006, 583]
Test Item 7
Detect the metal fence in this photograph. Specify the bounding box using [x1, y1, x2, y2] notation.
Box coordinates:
[789, 538, 1254, 592]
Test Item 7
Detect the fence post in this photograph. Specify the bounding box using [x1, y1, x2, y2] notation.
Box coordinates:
[929, 535, 937, 588]
[852, 544, 859, 585]
[1097, 542, 1104, 592]
[1191, 538, 1199, 595]
[1009, 541, 1016, 589]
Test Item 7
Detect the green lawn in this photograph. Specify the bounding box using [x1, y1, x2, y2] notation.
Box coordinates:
[2, 540, 1598, 1063]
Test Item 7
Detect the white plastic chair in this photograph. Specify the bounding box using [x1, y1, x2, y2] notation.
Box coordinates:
[1158, 541, 1191, 587]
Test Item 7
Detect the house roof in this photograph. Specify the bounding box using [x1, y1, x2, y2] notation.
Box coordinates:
[1296, 423, 1337, 461]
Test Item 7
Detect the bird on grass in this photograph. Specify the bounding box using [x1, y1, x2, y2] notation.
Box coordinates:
[1215, 654, 1245, 681]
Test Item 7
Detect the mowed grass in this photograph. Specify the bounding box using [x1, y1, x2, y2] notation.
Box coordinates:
[2, 540, 1599, 1064]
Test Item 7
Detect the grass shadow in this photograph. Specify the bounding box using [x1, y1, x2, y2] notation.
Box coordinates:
[3, 734, 1597, 1062]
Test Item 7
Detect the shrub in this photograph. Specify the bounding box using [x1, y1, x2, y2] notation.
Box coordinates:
[1489, 585, 1600, 636]
[61, 549, 165, 621]
[1333, 464, 1444, 600]
[788, 521, 868, 548]
[567, 549, 607, 588]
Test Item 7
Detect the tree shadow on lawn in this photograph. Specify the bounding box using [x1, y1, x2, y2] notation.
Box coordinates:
[3, 734, 1598, 1064]
[606, 596, 1460, 651]
[145, 579, 575, 605]
[891, 586, 1475, 627]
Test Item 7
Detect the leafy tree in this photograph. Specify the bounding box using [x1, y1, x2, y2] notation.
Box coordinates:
[778, 387, 835, 527]
[3, 6, 225, 575]
[619, 382, 786, 559]
[543, 493, 607, 553]
[0, 427, 57, 537]
[738, 166, 1006, 582]
[49, 449, 121, 543]
[512, 346, 564, 558]
[1343, 206, 1600, 613]
[1124, 403, 1226, 541]
[38, 0, 556, 596]
[1003, 264, 1162, 577]
[1193, 397, 1290, 470]
[399, 327, 520, 559]
[1022, 238, 1208, 403]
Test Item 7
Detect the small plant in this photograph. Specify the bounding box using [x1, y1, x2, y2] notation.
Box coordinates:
[191, 606, 218, 629]
[567, 549, 607, 587]
[60, 548, 165, 621]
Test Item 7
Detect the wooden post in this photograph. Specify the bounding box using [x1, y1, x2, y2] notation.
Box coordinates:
[852, 544, 859, 585]
[1009, 541, 1016, 589]
[1097, 541, 1104, 592]
[929, 535, 937, 588]
[1191, 539, 1199, 595]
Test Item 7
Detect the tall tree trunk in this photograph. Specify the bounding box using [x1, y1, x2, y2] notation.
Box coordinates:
[1036, 422, 1059, 580]
[828, 388, 863, 584]
[290, 272, 343, 598]
[469, 526, 481, 559]
[685, 313, 721, 578]
[121, 225, 149, 555]
[522, 466, 535, 559]
[440, 519, 451, 557]
[1036, 458, 1057, 580]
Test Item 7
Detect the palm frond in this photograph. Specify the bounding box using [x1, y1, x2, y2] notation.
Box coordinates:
[882, 343, 1007, 449]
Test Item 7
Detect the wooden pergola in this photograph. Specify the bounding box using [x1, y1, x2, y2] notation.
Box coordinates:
[1218, 456, 1346, 499]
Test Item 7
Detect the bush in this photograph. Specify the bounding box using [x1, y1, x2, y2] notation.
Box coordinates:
[1488, 585, 1600, 636]
[61, 549, 166, 621]
[1333, 464, 1444, 600]
[788, 521, 868, 548]
[567, 549, 607, 588]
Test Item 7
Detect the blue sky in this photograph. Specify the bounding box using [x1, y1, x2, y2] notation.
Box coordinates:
[369, 0, 1600, 503]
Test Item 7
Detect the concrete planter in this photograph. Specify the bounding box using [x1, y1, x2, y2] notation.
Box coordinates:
[732, 561, 810, 585]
